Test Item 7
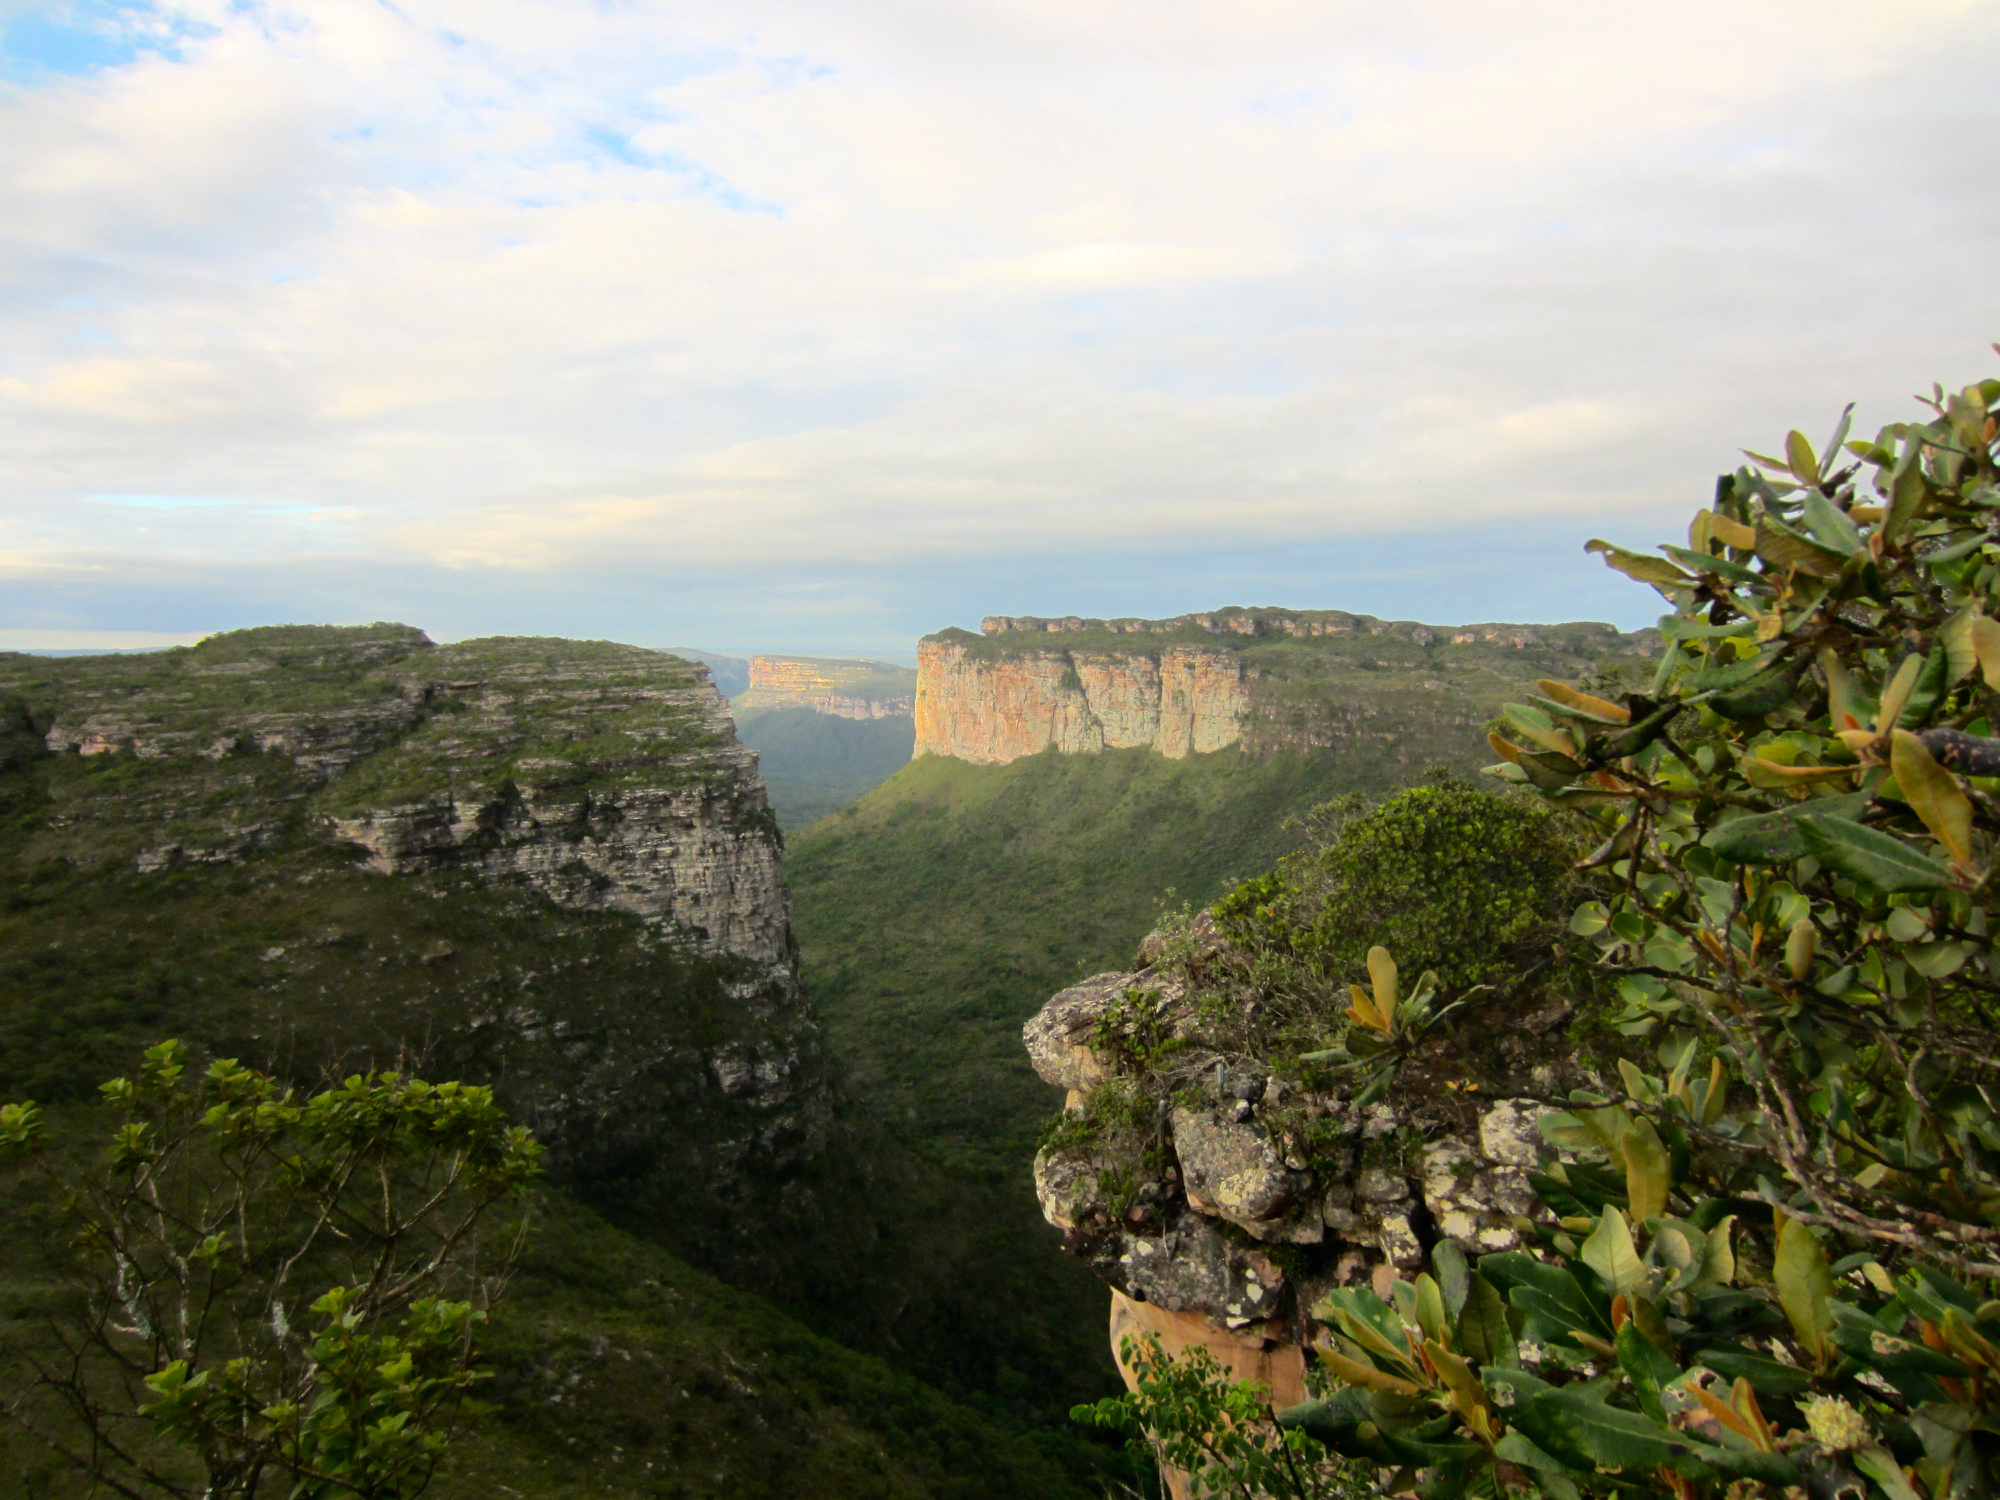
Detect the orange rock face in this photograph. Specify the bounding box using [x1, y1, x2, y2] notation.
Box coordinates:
[913, 637, 1249, 764]
[734, 655, 915, 720]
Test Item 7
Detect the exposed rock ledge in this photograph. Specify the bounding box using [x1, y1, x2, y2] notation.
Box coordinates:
[1025, 917, 1574, 1425]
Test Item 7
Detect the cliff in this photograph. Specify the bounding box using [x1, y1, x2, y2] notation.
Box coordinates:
[0, 626, 828, 1269]
[915, 608, 1660, 765]
[732, 655, 917, 721]
[1023, 913, 1585, 1496]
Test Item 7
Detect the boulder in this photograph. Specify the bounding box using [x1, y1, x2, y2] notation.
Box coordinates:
[1169, 1105, 1313, 1238]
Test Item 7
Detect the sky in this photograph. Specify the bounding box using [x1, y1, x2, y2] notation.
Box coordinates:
[3, 0, 1999, 661]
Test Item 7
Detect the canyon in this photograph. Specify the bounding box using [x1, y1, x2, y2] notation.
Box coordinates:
[733, 654, 917, 721]
[1, 626, 829, 1238]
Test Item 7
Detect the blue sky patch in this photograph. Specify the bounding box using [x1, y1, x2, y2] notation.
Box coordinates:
[1, 1, 208, 81]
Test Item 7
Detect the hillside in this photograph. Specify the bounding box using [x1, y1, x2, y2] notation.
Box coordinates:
[793, 607, 1659, 1169]
[790, 746, 1400, 1172]
[0, 627, 1135, 1493]
[735, 708, 916, 830]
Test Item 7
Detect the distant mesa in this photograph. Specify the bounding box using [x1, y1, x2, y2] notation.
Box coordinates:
[733, 655, 917, 722]
[917, 606, 1661, 768]
[978, 606, 1653, 651]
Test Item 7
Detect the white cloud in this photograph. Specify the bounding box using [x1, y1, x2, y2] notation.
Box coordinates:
[1, 0, 1998, 644]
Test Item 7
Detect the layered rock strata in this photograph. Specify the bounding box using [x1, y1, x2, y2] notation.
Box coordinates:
[2, 626, 831, 1256]
[914, 637, 1248, 763]
[732, 655, 917, 722]
[917, 609, 1662, 766]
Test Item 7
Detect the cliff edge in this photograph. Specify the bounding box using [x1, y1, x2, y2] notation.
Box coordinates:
[914, 607, 1660, 766]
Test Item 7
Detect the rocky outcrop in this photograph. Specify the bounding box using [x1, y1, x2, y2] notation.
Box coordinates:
[1025, 917, 1570, 1393]
[917, 610, 1662, 767]
[2, 625, 833, 1271]
[913, 636, 1248, 763]
[322, 639, 790, 966]
[732, 655, 917, 722]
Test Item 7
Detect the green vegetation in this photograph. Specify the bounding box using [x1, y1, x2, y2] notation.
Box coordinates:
[789, 744, 1429, 1171]
[734, 706, 915, 830]
[0, 627, 1138, 1496]
[1214, 775, 1581, 997]
[1, 1044, 541, 1499]
[1, 1156, 1124, 1498]
[1088, 370, 2000, 1499]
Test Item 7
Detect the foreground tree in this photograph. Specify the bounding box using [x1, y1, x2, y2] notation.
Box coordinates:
[1082, 363, 2000, 1498]
[1, 1040, 542, 1498]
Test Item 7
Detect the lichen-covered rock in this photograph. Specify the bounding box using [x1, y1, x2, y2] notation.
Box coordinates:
[1024, 970, 1152, 1093]
[1025, 941, 1576, 1350]
[1170, 1105, 1313, 1237]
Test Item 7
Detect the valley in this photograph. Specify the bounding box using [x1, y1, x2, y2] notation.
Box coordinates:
[0, 605, 1654, 1497]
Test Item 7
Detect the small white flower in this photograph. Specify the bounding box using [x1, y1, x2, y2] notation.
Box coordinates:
[1516, 1342, 1548, 1365]
[1489, 1383, 1517, 1408]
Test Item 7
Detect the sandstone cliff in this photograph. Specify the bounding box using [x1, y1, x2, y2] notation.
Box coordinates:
[915, 608, 1660, 766]
[915, 635, 1247, 763]
[732, 655, 916, 722]
[1, 625, 829, 1270]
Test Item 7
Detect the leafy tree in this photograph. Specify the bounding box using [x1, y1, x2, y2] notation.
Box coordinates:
[1491, 371, 2000, 1275]
[1072, 1335, 1361, 1500]
[1085, 367, 2000, 1498]
[0, 1040, 542, 1499]
[1214, 772, 1577, 996]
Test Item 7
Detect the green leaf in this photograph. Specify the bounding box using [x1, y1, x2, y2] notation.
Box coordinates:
[1415, 1273, 1450, 1350]
[1585, 539, 1696, 589]
[1711, 662, 1804, 721]
[1774, 1216, 1836, 1367]
[1785, 429, 1820, 486]
[1702, 793, 1872, 864]
[1659, 543, 1765, 585]
[1580, 1209, 1650, 1301]
[1621, 1118, 1671, 1226]
[1800, 489, 1862, 556]
[1431, 1241, 1470, 1322]
[1458, 1274, 1516, 1369]
[1755, 516, 1850, 577]
[1483, 1254, 1615, 1350]
[1616, 1320, 1680, 1422]
[1693, 1345, 1813, 1394]
[1490, 1431, 1574, 1475]
[1854, 1444, 1924, 1500]
[1796, 815, 1955, 893]
[1511, 1389, 1684, 1472]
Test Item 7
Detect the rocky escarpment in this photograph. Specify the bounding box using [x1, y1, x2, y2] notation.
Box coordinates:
[1024, 914, 1584, 1422]
[732, 655, 916, 723]
[0, 625, 830, 1273]
[916, 608, 1661, 766]
[915, 635, 1247, 763]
